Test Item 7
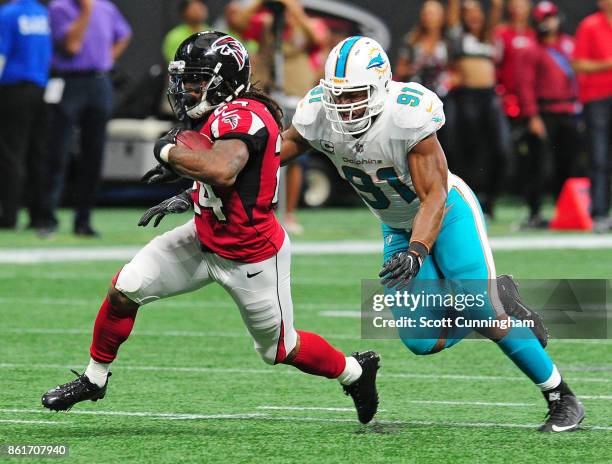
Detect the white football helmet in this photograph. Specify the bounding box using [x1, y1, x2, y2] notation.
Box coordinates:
[321, 36, 392, 135]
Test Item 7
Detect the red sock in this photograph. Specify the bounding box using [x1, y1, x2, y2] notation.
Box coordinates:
[289, 330, 346, 379]
[89, 271, 138, 363]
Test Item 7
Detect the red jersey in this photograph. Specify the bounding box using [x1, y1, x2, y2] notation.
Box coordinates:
[495, 24, 537, 118]
[192, 98, 285, 263]
[514, 34, 579, 117]
[574, 12, 612, 103]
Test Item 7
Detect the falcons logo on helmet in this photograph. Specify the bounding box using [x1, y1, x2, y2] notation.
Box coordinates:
[212, 36, 247, 71]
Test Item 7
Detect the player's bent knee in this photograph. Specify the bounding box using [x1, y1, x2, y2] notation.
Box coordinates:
[108, 284, 139, 312]
[252, 323, 297, 366]
[255, 345, 278, 365]
[478, 315, 512, 341]
[250, 322, 283, 365]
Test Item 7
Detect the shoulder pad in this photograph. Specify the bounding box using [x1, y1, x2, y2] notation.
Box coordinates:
[390, 82, 444, 130]
[292, 86, 325, 141]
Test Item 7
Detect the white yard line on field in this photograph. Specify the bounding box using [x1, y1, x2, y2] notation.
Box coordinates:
[0, 408, 265, 421]
[0, 296, 357, 313]
[257, 406, 388, 412]
[3, 325, 611, 345]
[260, 397, 609, 409]
[406, 400, 535, 407]
[0, 419, 62, 425]
[1, 362, 610, 384]
[1, 408, 610, 431]
[2, 235, 612, 264]
[258, 401, 537, 409]
[319, 310, 363, 318]
[0, 327, 358, 340]
[0, 270, 361, 286]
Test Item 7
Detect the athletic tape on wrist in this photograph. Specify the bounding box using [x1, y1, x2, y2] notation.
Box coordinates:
[160, 143, 175, 163]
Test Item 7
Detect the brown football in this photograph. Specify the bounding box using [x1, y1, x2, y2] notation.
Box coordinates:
[175, 130, 213, 151]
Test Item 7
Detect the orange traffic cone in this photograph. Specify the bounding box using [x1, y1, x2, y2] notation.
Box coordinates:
[549, 178, 593, 231]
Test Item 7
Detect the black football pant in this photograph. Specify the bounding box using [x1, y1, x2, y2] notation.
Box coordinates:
[39, 74, 113, 228]
[451, 87, 512, 218]
[0, 83, 47, 228]
[584, 97, 612, 218]
[513, 113, 581, 218]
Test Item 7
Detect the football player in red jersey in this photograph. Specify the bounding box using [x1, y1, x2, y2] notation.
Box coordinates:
[41, 31, 380, 424]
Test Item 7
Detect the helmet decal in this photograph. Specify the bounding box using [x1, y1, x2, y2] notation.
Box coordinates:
[334, 36, 362, 78]
[366, 52, 385, 70]
[212, 35, 247, 71]
[367, 47, 390, 76]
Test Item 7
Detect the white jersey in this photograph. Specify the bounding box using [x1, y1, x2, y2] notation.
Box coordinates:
[293, 81, 447, 230]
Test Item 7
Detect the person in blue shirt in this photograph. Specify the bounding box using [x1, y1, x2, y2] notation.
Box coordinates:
[0, 0, 51, 229]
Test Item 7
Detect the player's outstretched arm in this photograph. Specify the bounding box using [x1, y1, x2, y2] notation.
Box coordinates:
[280, 125, 311, 166]
[379, 134, 448, 288]
[408, 133, 448, 251]
[164, 139, 249, 187]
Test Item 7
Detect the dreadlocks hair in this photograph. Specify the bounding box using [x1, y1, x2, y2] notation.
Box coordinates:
[241, 84, 285, 131]
[191, 84, 285, 132]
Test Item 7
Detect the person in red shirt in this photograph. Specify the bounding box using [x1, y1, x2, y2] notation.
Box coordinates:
[495, 0, 537, 118]
[495, 0, 548, 228]
[514, 1, 581, 226]
[40, 32, 380, 424]
[573, 0, 612, 232]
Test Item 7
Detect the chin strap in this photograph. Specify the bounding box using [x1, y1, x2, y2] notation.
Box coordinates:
[187, 65, 250, 119]
[187, 99, 214, 119]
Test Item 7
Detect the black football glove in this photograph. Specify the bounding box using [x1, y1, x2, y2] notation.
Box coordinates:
[138, 189, 193, 228]
[140, 163, 181, 184]
[379, 242, 429, 290]
[154, 127, 182, 165]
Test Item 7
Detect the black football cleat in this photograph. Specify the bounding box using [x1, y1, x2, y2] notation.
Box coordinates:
[42, 370, 111, 411]
[342, 351, 380, 424]
[497, 274, 549, 347]
[539, 384, 585, 432]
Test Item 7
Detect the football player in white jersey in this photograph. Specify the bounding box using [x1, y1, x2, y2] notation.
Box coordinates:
[281, 36, 584, 432]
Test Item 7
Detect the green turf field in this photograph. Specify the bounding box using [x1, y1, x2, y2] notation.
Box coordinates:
[0, 200, 558, 248]
[0, 207, 610, 463]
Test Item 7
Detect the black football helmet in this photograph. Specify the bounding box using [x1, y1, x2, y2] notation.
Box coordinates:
[168, 31, 251, 121]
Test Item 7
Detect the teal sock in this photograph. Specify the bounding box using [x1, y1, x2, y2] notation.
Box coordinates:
[496, 324, 559, 388]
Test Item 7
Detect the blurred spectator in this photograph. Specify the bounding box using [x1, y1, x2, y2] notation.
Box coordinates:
[496, 0, 547, 227]
[573, 0, 612, 233]
[162, 0, 209, 63]
[233, 0, 327, 235]
[0, 0, 51, 229]
[225, 1, 259, 56]
[496, 0, 536, 117]
[395, 1, 458, 183]
[514, 1, 581, 225]
[447, 0, 510, 218]
[38, 0, 131, 237]
[233, 0, 325, 96]
[395, 0, 450, 97]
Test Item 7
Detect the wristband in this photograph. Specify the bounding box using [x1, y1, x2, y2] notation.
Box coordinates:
[408, 241, 429, 259]
[160, 143, 175, 163]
